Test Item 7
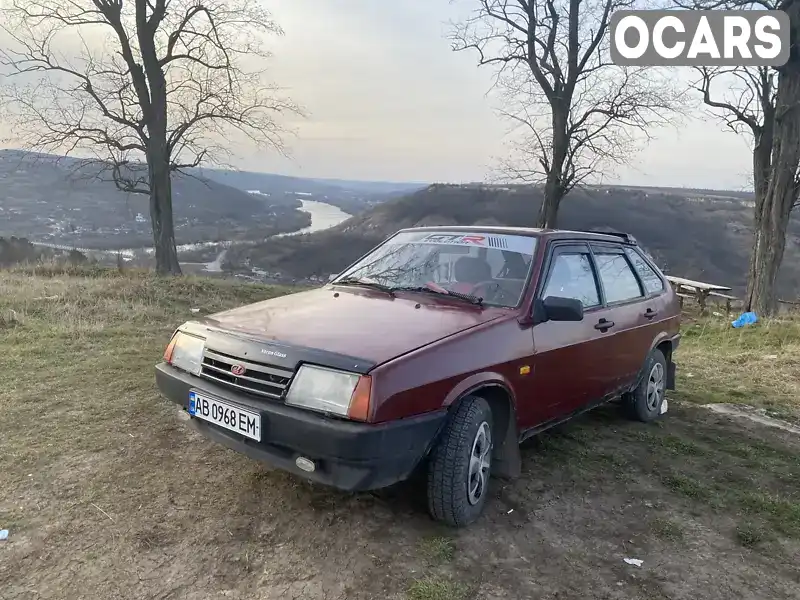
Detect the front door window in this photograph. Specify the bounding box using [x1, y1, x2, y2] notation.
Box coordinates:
[542, 252, 600, 308]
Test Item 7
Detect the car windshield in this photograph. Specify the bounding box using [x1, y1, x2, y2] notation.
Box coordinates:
[333, 230, 538, 308]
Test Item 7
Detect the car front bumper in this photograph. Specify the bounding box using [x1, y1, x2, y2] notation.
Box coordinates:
[155, 362, 446, 491]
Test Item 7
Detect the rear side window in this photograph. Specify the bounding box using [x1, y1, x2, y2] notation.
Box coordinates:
[542, 253, 600, 308]
[593, 253, 643, 303]
[624, 248, 664, 295]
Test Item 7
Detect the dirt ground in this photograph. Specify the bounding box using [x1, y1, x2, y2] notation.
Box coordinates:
[1, 270, 799, 600]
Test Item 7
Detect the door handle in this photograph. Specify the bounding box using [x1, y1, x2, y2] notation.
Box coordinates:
[644, 308, 658, 320]
[594, 318, 614, 331]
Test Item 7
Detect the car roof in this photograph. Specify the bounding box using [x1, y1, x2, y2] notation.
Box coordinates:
[396, 225, 638, 245]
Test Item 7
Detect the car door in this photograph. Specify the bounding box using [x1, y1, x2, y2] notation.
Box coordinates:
[530, 243, 618, 421]
[623, 244, 676, 371]
[589, 243, 653, 395]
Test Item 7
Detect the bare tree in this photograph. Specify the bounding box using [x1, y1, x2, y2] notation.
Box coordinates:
[0, 0, 299, 274]
[451, 0, 684, 228]
[693, 66, 776, 203]
[682, 0, 800, 315]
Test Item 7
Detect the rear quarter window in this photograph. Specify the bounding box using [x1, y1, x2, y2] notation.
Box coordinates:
[594, 253, 643, 303]
[624, 248, 665, 295]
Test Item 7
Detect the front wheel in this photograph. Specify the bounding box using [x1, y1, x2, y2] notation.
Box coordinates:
[427, 396, 493, 527]
[624, 348, 668, 422]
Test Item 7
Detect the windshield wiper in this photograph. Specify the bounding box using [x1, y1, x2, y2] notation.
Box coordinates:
[333, 277, 396, 297]
[393, 285, 483, 305]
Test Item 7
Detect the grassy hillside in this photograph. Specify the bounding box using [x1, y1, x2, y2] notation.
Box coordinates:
[228, 183, 800, 297]
[1, 268, 798, 600]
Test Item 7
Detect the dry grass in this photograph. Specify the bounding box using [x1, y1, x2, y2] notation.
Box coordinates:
[418, 535, 456, 564]
[0, 267, 294, 527]
[673, 312, 800, 422]
[1, 266, 799, 600]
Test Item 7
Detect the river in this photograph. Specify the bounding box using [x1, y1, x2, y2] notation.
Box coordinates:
[31, 200, 352, 269]
[273, 200, 352, 238]
[203, 199, 350, 272]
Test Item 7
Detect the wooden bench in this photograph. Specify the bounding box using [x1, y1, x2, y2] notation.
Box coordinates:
[675, 292, 693, 309]
[707, 291, 740, 315]
[668, 274, 799, 314]
[666, 276, 732, 314]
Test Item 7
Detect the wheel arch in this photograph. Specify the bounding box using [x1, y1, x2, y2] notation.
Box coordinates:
[443, 374, 521, 479]
[630, 333, 675, 393]
[652, 334, 674, 363]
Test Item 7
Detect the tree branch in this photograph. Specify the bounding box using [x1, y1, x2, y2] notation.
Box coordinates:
[0, 0, 301, 182]
[453, 0, 684, 201]
[691, 66, 763, 135]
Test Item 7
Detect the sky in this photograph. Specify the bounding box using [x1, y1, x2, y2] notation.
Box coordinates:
[1, 0, 756, 191]
[247, 0, 755, 189]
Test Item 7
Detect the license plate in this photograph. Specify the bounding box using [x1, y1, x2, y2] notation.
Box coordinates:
[188, 391, 262, 442]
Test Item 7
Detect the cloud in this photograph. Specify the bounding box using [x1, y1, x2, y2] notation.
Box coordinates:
[229, 0, 755, 188]
[0, 0, 754, 189]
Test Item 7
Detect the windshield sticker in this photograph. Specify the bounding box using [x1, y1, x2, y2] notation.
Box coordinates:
[388, 231, 536, 256]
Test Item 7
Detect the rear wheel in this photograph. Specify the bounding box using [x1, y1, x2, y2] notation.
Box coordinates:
[624, 348, 667, 422]
[427, 396, 493, 527]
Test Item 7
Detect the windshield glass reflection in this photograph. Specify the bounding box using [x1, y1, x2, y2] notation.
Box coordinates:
[334, 231, 537, 308]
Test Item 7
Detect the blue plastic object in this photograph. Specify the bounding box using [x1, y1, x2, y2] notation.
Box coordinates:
[732, 312, 758, 328]
[0, 530, 8, 541]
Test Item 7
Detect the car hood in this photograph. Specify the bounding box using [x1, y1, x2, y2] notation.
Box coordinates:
[200, 286, 508, 366]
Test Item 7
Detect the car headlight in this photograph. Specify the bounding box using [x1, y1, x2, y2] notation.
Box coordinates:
[285, 364, 372, 421]
[164, 330, 205, 375]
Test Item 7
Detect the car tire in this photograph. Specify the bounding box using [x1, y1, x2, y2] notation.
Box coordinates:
[427, 395, 493, 527]
[624, 348, 668, 423]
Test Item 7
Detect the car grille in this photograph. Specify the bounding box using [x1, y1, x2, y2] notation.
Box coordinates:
[200, 348, 294, 399]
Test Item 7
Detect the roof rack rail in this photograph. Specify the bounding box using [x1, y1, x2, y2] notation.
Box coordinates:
[576, 229, 637, 244]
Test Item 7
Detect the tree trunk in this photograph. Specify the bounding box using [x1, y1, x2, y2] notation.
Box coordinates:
[537, 107, 569, 229]
[745, 221, 788, 315]
[538, 173, 563, 229]
[745, 0, 800, 316]
[744, 129, 773, 311]
[149, 154, 181, 275]
[136, 0, 181, 276]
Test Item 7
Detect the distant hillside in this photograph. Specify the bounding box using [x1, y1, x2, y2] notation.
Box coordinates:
[226, 183, 800, 297]
[0, 150, 309, 249]
[192, 166, 425, 214]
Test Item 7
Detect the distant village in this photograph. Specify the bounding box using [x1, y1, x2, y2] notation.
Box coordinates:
[228, 260, 329, 287]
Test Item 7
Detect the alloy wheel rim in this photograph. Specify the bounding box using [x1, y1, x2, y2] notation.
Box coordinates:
[646, 362, 665, 411]
[467, 421, 492, 505]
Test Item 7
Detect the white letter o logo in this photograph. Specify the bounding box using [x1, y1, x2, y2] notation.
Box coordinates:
[615, 15, 649, 59]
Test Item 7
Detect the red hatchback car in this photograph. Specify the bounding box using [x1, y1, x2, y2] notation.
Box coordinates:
[156, 227, 681, 526]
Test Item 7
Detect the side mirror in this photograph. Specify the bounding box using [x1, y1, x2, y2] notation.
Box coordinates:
[534, 296, 584, 324]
